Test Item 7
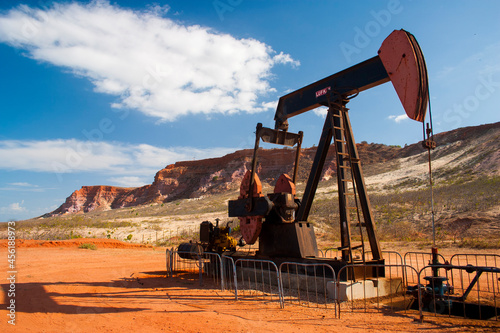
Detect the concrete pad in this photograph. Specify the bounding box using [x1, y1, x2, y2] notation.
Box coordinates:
[327, 277, 403, 301]
[371, 277, 404, 295]
[328, 280, 375, 301]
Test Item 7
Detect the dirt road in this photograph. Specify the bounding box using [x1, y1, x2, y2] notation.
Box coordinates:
[1, 239, 499, 332]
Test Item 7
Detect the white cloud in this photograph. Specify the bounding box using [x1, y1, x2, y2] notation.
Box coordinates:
[434, 42, 500, 81]
[0, 1, 297, 121]
[0, 201, 26, 214]
[107, 176, 149, 187]
[273, 52, 300, 67]
[9, 182, 37, 187]
[0, 139, 235, 176]
[0, 182, 46, 192]
[313, 106, 328, 117]
[388, 114, 408, 123]
[260, 100, 278, 111]
[435, 66, 456, 80]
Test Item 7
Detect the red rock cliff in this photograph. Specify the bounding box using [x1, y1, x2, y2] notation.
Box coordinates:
[49, 121, 500, 215]
[49, 144, 399, 215]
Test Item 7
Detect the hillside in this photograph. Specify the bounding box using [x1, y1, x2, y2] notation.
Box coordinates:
[49, 122, 500, 216]
[2, 122, 498, 247]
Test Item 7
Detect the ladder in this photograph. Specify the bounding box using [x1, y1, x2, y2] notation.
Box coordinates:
[328, 98, 382, 264]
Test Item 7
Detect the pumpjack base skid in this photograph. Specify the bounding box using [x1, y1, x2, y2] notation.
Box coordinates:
[258, 222, 318, 258]
[227, 220, 384, 280]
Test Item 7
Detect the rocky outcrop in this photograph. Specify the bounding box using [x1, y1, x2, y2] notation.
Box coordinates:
[50, 186, 134, 214]
[49, 122, 500, 215]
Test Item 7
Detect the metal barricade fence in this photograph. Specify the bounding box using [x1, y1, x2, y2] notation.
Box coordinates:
[323, 247, 363, 260]
[279, 262, 337, 314]
[363, 250, 403, 266]
[404, 251, 446, 285]
[165, 248, 173, 277]
[221, 255, 237, 294]
[450, 254, 500, 268]
[365, 250, 405, 284]
[166, 248, 500, 321]
[449, 254, 500, 296]
[323, 248, 339, 258]
[337, 264, 420, 319]
[203, 252, 225, 290]
[165, 250, 224, 290]
[233, 258, 283, 308]
[417, 264, 500, 320]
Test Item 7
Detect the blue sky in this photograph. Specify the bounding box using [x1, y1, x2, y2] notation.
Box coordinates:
[1, 0, 499, 221]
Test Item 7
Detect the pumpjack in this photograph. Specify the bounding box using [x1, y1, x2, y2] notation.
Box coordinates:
[227, 29, 429, 277]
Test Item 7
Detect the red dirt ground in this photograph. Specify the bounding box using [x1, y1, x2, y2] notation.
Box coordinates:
[0, 238, 152, 249]
[1, 239, 499, 332]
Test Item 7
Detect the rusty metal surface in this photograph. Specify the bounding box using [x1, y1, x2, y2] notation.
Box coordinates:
[378, 29, 428, 122]
[237, 170, 264, 245]
[274, 173, 296, 196]
[239, 170, 263, 200]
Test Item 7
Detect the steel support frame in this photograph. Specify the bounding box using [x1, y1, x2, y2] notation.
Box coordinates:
[247, 123, 303, 211]
[295, 96, 382, 261]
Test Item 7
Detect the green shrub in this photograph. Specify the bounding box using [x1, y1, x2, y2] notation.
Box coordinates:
[78, 243, 97, 250]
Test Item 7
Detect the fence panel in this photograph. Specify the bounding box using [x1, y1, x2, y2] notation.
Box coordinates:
[165, 250, 224, 289]
[323, 248, 339, 259]
[164, 249, 500, 322]
[279, 262, 337, 315]
[364, 251, 404, 284]
[337, 264, 420, 320]
[165, 248, 173, 277]
[417, 264, 500, 321]
[221, 255, 237, 295]
[404, 252, 446, 286]
[449, 254, 500, 295]
[323, 248, 363, 260]
[234, 259, 283, 308]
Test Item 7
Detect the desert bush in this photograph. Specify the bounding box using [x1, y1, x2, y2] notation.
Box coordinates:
[91, 221, 135, 228]
[307, 175, 499, 242]
[458, 238, 500, 249]
[150, 224, 162, 231]
[78, 243, 97, 250]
